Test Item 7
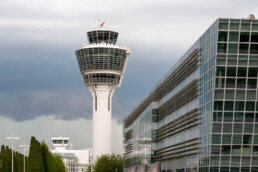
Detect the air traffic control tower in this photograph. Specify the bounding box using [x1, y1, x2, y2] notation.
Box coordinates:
[75, 22, 131, 159]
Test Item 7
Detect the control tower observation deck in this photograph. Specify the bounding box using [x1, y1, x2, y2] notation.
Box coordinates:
[75, 23, 131, 159]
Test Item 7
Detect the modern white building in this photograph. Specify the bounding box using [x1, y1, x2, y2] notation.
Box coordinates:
[75, 22, 131, 159]
[51, 136, 92, 172]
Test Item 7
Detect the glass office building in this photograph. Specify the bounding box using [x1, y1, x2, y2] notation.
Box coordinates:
[123, 16, 258, 172]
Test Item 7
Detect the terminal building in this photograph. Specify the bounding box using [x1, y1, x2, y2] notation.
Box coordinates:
[123, 15, 258, 172]
[51, 136, 91, 172]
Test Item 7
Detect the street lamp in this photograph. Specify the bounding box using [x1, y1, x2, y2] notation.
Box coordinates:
[5, 132, 20, 172]
[18, 141, 29, 172]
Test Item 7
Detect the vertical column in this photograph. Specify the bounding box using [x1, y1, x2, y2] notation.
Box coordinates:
[90, 85, 114, 160]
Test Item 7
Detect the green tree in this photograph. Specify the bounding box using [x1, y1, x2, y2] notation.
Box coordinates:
[27, 137, 65, 172]
[14, 151, 23, 172]
[93, 154, 123, 172]
[0, 145, 11, 172]
[0, 145, 25, 172]
[41, 142, 65, 172]
[27, 136, 44, 172]
[87, 165, 91, 172]
[41, 142, 52, 172]
[52, 154, 66, 172]
[0, 136, 65, 172]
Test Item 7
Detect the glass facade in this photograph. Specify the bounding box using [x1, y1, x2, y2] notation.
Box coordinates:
[53, 139, 69, 144]
[54, 153, 78, 172]
[87, 30, 118, 44]
[76, 47, 126, 85]
[124, 103, 158, 168]
[209, 18, 258, 172]
[199, 19, 218, 171]
[123, 17, 258, 172]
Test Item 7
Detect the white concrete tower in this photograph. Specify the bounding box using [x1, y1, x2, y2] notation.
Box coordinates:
[75, 22, 131, 160]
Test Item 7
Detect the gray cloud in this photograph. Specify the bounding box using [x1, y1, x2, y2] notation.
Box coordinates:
[0, 90, 92, 121]
[0, 43, 173, 122]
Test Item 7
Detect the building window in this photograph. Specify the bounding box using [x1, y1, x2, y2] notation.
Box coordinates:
[234, 112, 244, 122]
[217, 43, 227, 53]
[229, 31, 239, 42]
[232, 135, 242, 144]
[235, 101, 244, 111]
[212, 134, 221, 144]
[221, 145, 231, 155]
[232, 146, 241, 155]
[213, 112, 222, 121]
[243, 135, 252, 144]
[215, 78, 224, 88]
[246, 102, 255, 111]
[240, 32, 250, 42]
[248, 68, 258, 77]
[230, 19, 240, 30]
[250, 44, 258, 54]
[241, 20, 251, 30]
[218, 31, 228, 42]
[227, 67, 236, 77]
[219, 19, 229, 30]
[214, 101, 223, 111]
[228, 44, 238, 54]
[237, 68, 247, 78]
[224, 101, 234, 111]
[251, 32, 258, 42]
[238, 55, 248, 66]
[224, 112, 233, 122]
[239, 44, 249, 54]
[222, 134, 232, 144]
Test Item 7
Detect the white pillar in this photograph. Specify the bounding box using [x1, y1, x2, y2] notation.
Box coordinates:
[90, 85, 114, 160]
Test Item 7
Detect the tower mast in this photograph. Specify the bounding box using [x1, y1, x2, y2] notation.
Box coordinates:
[75, 22, 131, 159]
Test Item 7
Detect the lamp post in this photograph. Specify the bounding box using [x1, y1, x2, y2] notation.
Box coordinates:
[18, 141, 29, 172]
[89, 149, 93, 172]
[5, 132, 20, 172]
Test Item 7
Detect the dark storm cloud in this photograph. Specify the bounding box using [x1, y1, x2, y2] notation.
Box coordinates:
[0, 38, 174, 122]
[0, 41, 93, 121]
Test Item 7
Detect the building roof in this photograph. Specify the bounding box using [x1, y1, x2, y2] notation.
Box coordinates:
[54, 152, 77, 158]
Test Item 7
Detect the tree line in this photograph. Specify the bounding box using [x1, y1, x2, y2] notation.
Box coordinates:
[87, 154, 123, 172]
[0, 136, 65, 172]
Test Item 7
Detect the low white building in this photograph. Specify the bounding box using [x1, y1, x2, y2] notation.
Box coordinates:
[51, 136, 92, 172]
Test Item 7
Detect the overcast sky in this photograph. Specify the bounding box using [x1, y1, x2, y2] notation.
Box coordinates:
[0, 0, 257, 154]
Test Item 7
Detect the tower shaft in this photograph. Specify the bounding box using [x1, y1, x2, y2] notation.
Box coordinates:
[90, 85, 114, 159]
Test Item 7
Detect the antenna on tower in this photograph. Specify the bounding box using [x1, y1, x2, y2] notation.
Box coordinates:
[99, 21, 106, 29]
[68, 143, 73, 150]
